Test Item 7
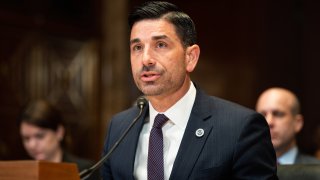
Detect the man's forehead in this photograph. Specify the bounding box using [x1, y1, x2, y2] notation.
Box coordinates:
[131, 19, 175, 36]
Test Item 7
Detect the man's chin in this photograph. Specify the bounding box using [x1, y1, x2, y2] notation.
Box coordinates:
[140, 86, 162, 96]
[272, 142, 283, 151]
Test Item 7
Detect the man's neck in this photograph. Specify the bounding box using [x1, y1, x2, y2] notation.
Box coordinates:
[148, 78, 191, 112]
[276, 141, 297, 158]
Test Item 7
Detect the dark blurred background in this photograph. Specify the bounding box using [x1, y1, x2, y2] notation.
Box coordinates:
[0, 0, 319, 161]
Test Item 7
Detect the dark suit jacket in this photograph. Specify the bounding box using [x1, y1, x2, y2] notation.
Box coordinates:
[277, 164, 320, 180]
[295, 152, 320, 164]
[101, 89, 278, 179]
[276, 152, 320, 180]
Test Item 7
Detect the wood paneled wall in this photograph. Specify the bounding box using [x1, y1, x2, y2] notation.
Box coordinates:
[0, 0, 319, 161]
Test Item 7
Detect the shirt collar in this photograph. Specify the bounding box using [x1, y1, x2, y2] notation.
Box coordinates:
[149, 82, 196, 130]
[278, 146, 298, 164]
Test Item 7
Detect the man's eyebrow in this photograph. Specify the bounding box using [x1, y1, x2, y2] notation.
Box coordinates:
[130, 38, 140, 45]
[152, 35, 168, 40]
[130, 35, 169, 45]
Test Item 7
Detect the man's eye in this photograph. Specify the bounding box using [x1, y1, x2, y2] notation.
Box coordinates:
[132, 45, 142, 51]
[157, 42, 167, 48]
[272, 110, 285, 117]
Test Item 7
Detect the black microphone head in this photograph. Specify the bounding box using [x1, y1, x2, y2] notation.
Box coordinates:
[137, 96, 148, 109]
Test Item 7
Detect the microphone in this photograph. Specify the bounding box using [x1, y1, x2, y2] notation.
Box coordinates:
[79, 96, 148, 180]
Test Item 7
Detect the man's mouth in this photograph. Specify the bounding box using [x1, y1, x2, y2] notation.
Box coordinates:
[141, 71, 160, 82]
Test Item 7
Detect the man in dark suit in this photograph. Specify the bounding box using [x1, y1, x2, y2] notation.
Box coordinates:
[101, 1, 278, 179]
[256, 87, 320, 164]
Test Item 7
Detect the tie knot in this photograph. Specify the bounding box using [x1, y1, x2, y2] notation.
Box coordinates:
[153, 114, 169, 128]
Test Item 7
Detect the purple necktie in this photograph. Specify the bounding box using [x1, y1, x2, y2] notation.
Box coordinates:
[148, 114, 169, 180]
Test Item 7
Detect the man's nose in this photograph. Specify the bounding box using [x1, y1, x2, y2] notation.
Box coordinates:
[265, 113, 275, 127]
[142, 47, 156, 66]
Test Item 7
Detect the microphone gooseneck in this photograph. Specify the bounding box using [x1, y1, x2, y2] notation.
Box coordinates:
[79, 96, 147, 180]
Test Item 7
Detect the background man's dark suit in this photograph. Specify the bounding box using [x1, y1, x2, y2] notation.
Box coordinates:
[101, 89, 277, 179]
[276, 152, 320, 180]
[295, 153, 320, 164]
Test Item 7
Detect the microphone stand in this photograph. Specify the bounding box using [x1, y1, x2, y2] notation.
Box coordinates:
[79, 97, 147, 180]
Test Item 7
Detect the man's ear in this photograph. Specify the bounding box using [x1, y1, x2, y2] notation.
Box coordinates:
[185, 44, 200, 72]
[294, 114, 304, 133]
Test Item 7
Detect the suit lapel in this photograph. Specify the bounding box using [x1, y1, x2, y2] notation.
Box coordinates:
[169, 90, 213, 180]
[120, 106, 149, 179]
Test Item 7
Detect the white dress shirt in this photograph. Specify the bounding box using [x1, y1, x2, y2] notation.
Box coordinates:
[134, 82, 196, 180]
[277, 146, 298, 164]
